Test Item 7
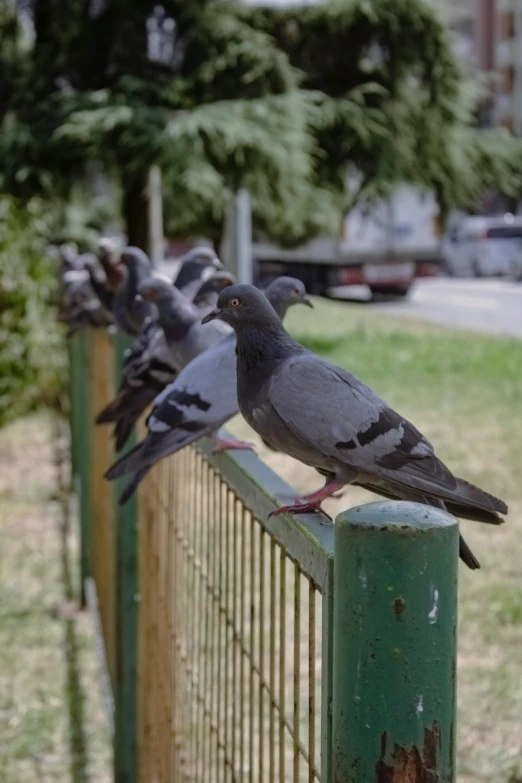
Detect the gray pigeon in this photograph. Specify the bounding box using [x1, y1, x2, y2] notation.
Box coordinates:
[58, 249, 114, 330]
[81, 253, 118, 319]
[112, 247, 155, 335]
[104, 277, 313, 504]
[172, 246, 223, 300]
[200, 284, 508, 570]
[136, 276, 231, 368]
[191, 271, 236, 309]
[93, 238, 124, 312]
[96, 271, 235, 450]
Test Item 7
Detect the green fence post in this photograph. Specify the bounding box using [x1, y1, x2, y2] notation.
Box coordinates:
[113, 332, 139, 783]
[68, 335, 79, 479]
[76, 330, 92, 608]
[332, 500, 458, 783]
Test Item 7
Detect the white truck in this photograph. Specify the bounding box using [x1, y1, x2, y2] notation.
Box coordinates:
[253, 186, 443, 298]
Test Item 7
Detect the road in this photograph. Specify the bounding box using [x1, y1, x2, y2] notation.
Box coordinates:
[365, 279, 522, 338]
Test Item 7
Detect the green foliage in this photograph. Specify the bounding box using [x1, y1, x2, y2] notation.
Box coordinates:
[247, 0, 522, 216]
[1, 0, 522, 246]
[0, 197, 66, 426]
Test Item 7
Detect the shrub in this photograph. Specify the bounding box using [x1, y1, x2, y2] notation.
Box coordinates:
[0, 196, 66, 426]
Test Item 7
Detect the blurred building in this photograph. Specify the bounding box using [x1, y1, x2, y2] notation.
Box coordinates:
[442, 0, 522, 137]
[441, 0, 495, 73]
[494, 0, 522, 133]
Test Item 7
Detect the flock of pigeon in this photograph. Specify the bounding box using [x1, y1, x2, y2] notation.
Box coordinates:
[59, 240, 507, 571]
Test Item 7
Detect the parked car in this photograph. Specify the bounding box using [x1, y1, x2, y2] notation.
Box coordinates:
[443, 214, 522, 278]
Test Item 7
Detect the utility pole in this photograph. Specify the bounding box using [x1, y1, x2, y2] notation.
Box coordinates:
[147, 165, 164, 266]
[220, 189, 253, 284]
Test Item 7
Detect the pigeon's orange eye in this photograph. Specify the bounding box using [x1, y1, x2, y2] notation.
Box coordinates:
[229, 297, 240, 307]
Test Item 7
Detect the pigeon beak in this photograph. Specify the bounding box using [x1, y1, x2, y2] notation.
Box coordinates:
[202, 308, 221, 324]
[303, 296, 314, 308]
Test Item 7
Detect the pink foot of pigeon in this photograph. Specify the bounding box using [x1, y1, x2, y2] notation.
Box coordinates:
[211, 437, 256, 454]
[268, 481, 343, 519]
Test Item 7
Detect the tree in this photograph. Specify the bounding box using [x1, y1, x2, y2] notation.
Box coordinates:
[1, 0, 521, 249]
[2, 0, 329, 247]
[246, 0, 522, 220]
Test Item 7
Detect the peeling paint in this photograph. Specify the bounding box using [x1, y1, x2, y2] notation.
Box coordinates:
[428, 587, 439, 624]
[416, 695, 424, 715]
[375, 725, 441, 782]
[393, 597, 406, 616]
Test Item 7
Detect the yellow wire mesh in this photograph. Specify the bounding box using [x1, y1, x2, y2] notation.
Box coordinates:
[84, 331, 326, 782]
[137, 446, 324, 783]
[88, 328, 116, 684]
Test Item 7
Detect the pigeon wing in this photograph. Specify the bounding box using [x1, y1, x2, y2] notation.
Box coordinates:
[150, 336, 238, 436]
[264, 353, 432, 471]
[106, 336, 240, 480]
[267, 353, 505, 516]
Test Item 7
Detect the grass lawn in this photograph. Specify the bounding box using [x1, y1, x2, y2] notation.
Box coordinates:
[230, 295, 522, 783]
[0, 413, 111, 783]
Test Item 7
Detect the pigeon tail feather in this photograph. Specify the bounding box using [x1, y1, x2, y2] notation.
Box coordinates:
[105, 427, 204, 480]
[96, 391, 129, 424]
[105, 439, 145, 480]
[114, 416, 138, 453]
[459, 534, 481, 570]
[118, 468, 150, 505]
[454, 477, 507, 515]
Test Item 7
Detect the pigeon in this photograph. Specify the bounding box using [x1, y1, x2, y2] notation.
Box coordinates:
[96, 271, 236, 450]
[172, 246, 223, 300]
[80, 254, 117, 322]
[191, 271, 237, 309]
[135, 277, 232, 369]
[112, 247, 155, 335]
[104, 277, 313, 504]
[200, 284, 508, 570]
[94, 238, 125, 311]
[57, 249, 114, 330]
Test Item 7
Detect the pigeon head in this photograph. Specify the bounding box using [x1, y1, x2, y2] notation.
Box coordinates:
[59, 243, 79, 266]
[121, 247, 152, 273]
[192, 271, 236, 307]
[97, 239, 124, 289]
[264, 276, 313, 319]
[137, 277, 177, 304]
[98, 237, 121, 265]
[82, 254, 106, 283]
[173, 246, 224, 291]
[202, 284, 282, 328]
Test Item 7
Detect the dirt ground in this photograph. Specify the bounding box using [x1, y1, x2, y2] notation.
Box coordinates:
[0, 413, 111, 783]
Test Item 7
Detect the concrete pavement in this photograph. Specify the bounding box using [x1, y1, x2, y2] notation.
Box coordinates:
[370, 278, 522, 338]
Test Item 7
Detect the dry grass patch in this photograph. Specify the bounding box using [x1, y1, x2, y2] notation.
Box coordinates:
[0, 413, 111, 783]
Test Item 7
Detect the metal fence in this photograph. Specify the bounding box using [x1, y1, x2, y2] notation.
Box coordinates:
[69, 329, 459, 783]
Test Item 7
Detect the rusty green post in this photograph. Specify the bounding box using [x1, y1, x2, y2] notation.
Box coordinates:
[332, 500, 458, 783]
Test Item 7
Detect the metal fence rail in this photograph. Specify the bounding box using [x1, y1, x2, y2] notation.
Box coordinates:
[69, 329, 459, 783]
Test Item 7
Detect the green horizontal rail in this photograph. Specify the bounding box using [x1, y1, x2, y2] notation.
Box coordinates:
[199, 429, 334, 592]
